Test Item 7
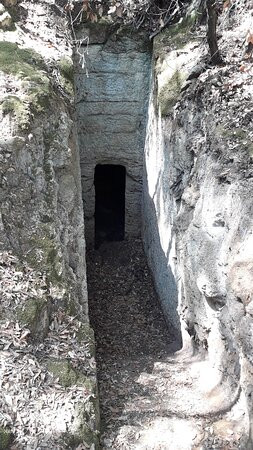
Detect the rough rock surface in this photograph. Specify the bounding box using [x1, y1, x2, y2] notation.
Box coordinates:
[143, 1, 253, 446]
[0, 1, 98, 447]
[87, 239, 246, 449]
[1, 0, 253, 448]
[75, 24, 151, 244]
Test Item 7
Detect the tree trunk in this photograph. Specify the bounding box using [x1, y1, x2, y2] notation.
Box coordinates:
[206, 0, 222, 64]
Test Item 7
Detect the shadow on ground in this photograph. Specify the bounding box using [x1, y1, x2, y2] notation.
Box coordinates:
[86, 239, 181, 448]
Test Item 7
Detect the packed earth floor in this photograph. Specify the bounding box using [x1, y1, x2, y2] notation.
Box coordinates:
[86, 239, 244, 450]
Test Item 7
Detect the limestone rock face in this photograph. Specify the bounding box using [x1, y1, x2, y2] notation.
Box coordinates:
[0, 0, 87, 334]
[0, 1, 98, 448]
[143, 2, 253, 445]
[75, 25, 151, 244]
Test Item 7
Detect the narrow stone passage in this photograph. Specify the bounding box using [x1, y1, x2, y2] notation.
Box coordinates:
[87, 239, 243, 449]
[87, 239, 243, 450]
[87, 239, 179, 448]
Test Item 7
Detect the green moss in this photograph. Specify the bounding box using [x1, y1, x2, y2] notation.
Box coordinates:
[154, 13, 197, 117]
[1, 95, 30, 129]
[28, 226, 63, 283]
[63, 401, 99, 448]
[59, 57, 74, 83]
[66, 297, 79, 317]
[58, 56, 74, 96]
[18, 297, 47, 330]
[0, 41, 45, 77]
[0, 427, 12, 449]
[0, 89, 50, 130]
[2, 95, 22, 113]
[217, 126, 253, 156]
[63, 425, 98, 449]
[24, 77, 51, 110]
[47, 359, 94, 389]
[0, 42, 52, 128]
[48, 360, 100, 447]
[77, 323, 95, 357]
[2, 1, 20, 29]
[154, 12, 198, 55]
[47, 360, 78, 387]
[158, 69, 185, 115]
[65, 429, 98, 448]
[220, 127, 245, 140]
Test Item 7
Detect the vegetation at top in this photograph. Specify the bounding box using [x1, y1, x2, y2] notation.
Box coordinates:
[65, 0, 226, 63]
[0, 41, 46, 78]
[65, 0, 191, 36]
[0, 42, 52, 129]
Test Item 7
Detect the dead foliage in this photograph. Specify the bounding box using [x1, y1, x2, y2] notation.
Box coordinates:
[64, 0, 190, 36]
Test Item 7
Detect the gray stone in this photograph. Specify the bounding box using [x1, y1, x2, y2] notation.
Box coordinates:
[75, 24, 151, 244]
[0, 2, 97, 447]
[142, 15, 253, 444]
[75, 71, 148, 103]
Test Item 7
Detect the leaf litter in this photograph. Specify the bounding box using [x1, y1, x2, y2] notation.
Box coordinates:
[0, 251, 97, 449]
[87, 239, 244, 449]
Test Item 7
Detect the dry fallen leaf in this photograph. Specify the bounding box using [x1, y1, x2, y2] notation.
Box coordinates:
[247, 31, 253, 45]
[223, 0, 231, 9]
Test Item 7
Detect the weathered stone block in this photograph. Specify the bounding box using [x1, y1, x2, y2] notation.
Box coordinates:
[75, 71, 148, 103]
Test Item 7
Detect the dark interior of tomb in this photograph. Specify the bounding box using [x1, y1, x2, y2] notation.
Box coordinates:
[94, 164, 126, 248]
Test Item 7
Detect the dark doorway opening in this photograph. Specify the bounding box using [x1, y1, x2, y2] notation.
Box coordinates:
[94, 164, 126, 248]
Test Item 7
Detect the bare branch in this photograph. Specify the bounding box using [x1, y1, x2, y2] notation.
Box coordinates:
[206, 0, 222, 64]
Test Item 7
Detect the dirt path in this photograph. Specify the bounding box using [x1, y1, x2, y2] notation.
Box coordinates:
[86, 239, 243, 450]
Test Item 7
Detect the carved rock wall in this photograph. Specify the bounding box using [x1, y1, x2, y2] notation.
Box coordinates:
[0, 2, 99, 448]
[74, 24, 151, 245]
[143, 3, 253, 445]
